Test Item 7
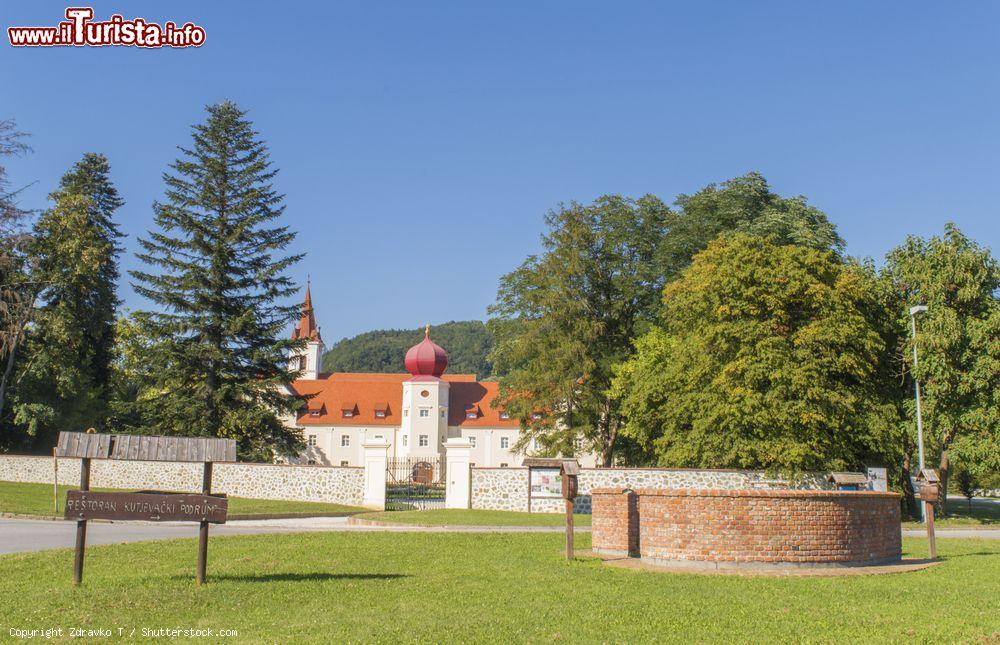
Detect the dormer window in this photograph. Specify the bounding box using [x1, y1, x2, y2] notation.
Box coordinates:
[375, 410, 386, 418]
[305, 401, 326, 418]
[465, 406, 481, 420]
[374, 403, 389, 419]
[531, 412, 543, 421]
[341, 403, 358, 418]
[499, 411, 510, 420]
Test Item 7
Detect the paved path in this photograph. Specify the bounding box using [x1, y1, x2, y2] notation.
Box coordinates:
[0, 517, 577, 555]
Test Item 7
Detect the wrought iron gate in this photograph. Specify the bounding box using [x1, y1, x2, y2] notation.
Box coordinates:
[385, 457, 446, 511]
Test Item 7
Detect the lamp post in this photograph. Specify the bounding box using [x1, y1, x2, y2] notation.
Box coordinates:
[909, 304, 928, 521]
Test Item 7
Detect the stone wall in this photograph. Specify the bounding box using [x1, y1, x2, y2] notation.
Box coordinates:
[471, 467, 528, 511]
[591, 488, 639, 556]
[0, 455, 365, 506]
[470, 467, 835, 513]
[637, 489, 902, 568]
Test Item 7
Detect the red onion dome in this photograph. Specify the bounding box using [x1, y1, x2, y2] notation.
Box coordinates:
[405, 325, 448, 377]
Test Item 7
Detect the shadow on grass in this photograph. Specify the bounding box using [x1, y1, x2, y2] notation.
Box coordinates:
[185, 572, 410, 583]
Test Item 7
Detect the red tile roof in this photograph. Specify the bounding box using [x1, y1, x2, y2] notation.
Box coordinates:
[290, 373, 520, 428]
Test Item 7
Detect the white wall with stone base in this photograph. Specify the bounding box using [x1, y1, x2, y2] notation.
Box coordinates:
[471, 467, 838, 513]
[0, 455, 365, 506]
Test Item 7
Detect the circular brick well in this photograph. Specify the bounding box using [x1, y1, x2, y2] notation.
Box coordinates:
[593, 488, 902, 569]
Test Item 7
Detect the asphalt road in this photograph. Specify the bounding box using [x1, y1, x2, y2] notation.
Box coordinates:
[0, 517, 581, 554]
[0, 517, 360, 555]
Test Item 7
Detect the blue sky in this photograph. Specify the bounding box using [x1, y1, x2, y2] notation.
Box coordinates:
[2, 2, 998, 341]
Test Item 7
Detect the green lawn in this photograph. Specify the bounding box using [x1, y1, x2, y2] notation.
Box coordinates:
[0, 534, 997, 642]
[0, 480, 365, 518]
[356, 508, 592, 526]
[901, 497, 1000, 529]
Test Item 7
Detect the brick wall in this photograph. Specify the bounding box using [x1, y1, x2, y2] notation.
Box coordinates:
[636, 489, 901, 567]
[591, 488, 639, 556]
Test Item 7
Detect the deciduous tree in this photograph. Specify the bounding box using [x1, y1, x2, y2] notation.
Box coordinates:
[883, 224, 1000, 513]
[616, 234, 897, 472]
[489, 195, 672, 465]
[490, 173, 847, 466]
[0, 119, 35, 448]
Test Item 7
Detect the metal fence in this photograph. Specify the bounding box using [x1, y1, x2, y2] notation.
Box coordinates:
[385, 457, 446, 511]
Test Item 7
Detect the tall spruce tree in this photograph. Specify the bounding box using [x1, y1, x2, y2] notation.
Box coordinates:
[11, 153, 123, 449]
[130, 101, 303, 459]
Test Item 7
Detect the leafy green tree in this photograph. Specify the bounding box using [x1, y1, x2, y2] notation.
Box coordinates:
[489, 194, 672, 465]
[658, 172, 843, 279]
[130, 101, 303, 460]
[883, 224, 1000, 513]
[107, 313, 167, 434]
[489, 174, 844, 466]
[11, 153, 124, 450]
[616, 234, 897, 472]
[0, 119, 35, 447]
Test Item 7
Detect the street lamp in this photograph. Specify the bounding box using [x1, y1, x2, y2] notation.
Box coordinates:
[909, 304, 928, 521]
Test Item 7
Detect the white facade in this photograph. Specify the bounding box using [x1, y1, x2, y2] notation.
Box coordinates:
[293, 423, 531, 468]
[283, 287, 598, 469]
[289, 337, 324, 380]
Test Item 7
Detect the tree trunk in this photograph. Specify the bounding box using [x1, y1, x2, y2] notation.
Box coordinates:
[600, 441, 613, 467]
[0, 318, 26, 418]
[900, 452, 919, 519]
[938, 447, 951, 517]
[598, 400, 618, 467]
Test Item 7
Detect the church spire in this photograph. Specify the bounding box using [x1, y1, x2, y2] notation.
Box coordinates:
[292, 282, 321, 341]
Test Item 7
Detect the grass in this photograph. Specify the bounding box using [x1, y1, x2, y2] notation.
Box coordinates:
[0, 480, 365, 518]
[901, 496, 1000, 529]
[356, 508, 593, 526]
[0, 533, 997, 642]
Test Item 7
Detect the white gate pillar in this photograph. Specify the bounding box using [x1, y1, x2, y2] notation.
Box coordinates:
[445, 439, 473, 509]
[361, 440, 389, 509]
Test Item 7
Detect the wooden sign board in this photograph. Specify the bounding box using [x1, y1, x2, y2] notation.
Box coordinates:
[55, 431, 235, 586]
[522, 458, 580, 560]
[64, 491, 228, 523]
[55, 432, 237, 463]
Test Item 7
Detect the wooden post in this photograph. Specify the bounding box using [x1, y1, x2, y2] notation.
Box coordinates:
[565, 498, 574, 560]
[197, 462, 213, 585]
[73, 457, 91, 586]
[925, 500, 937, 560]
[52, 448, 59, 514]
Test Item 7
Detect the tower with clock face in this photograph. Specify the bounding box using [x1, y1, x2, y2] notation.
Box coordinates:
[399, 326, 450, 459]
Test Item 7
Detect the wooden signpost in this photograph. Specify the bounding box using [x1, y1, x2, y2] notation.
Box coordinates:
[54, 431, 237, 586]
[916, 468, 941, 560]
[524, 458, 580, 560]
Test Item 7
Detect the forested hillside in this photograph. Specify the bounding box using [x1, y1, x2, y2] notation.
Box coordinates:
[321, 321, 493, 378]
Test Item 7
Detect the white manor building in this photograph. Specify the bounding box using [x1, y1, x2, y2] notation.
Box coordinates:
[283, 287, 597, 468]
